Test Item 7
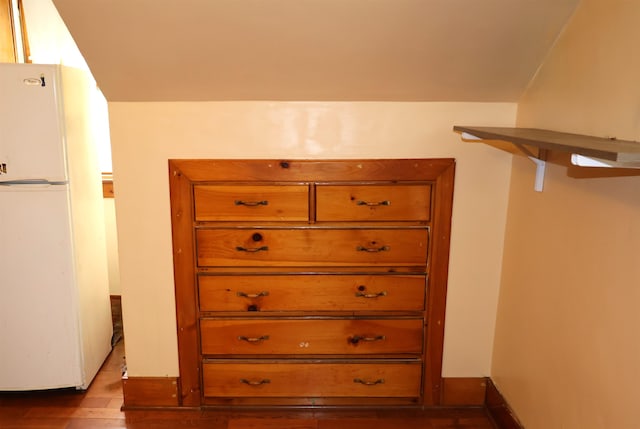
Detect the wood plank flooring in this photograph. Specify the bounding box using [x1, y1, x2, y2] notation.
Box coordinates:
[0, 340, 497, 428]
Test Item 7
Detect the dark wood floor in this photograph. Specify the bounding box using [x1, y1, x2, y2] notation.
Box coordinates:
[0, 340, 498, 428]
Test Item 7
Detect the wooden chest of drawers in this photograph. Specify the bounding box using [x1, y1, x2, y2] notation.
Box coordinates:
[169, 159, 455, 407]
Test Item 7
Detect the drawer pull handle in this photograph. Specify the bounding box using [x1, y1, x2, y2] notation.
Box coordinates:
[356, 245, 390, 253]
[356, 200, 390, 207]
[240, 378, 271, 386]
[235, 200, 268, 207]
[355, 291, 387, 298]
[236, 246, 269, 253]
[353, 378, 385, 386]
[238, 335, 270, 343]
[237, 291, 270, 298]
[350, 335, 386, 344]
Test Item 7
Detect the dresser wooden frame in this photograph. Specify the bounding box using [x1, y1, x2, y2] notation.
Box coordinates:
[169, 159, 455, 407]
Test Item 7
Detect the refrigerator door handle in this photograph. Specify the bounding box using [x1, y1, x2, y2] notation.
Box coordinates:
[0, 179, 68, 186]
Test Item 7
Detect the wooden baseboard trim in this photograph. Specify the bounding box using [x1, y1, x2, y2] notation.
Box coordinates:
[122, 377, 180, 408]
[120, 373, 522, 427]
[441, 377, 487, 406]
[485, 378, 524, 429]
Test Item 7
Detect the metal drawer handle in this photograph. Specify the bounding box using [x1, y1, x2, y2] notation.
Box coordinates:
[356, 200, 390, 207]
[237, 291, 270, 298]
[355, 291, 387, 298]
[356, 245, 390, 253]
[353, 378, 385, 386]
[240, 378, 271, 386]
[236, 246, 269, 252]
[238, 335, 270, 343]
[235, 200, 268, 207]
[349, 335, 386, 344]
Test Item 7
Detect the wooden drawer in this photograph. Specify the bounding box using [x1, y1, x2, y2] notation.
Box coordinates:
[199, 274, 426, 312]
[194, 185, 309, 221]
[202, 361, 422, 397]
[200, 319, 423, 355]
[316, 185, 431, 222]
[196, 228, 429, 267]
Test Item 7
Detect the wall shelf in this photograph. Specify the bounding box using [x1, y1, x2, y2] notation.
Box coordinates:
[453, 126, 640, 163]
[453, 126, 640, 191]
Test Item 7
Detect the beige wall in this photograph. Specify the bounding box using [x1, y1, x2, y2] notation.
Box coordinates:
[492, 0, 640, 428]
[108, 101, 516, 377]
[23, 0, 86, 67]
[103, 198, 121, 295]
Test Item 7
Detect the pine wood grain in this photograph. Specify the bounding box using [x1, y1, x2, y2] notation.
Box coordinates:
[170, 159, 454, 408]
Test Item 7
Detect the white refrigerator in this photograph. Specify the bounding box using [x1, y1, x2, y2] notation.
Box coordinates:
[0, 63, 113, 390]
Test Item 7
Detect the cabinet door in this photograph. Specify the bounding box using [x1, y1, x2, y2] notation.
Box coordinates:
[203, 362, 422, 398]
[316, 185, 431, 221]
[200, 319, 423, 355]
[199, 274, 426, 312]
[196, 228, 429, 267]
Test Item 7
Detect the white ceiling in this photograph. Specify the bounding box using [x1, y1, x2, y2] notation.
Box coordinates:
[52, 0, 579, 102]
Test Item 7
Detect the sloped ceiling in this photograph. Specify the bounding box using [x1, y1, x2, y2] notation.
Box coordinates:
[52, 0, 579, 102]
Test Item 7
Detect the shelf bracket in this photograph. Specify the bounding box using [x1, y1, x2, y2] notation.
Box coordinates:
[461, 132, 547, 192]
[528, 156, 546, 192]
[513, 143, 547, 192]
[570, 154, 640, 169]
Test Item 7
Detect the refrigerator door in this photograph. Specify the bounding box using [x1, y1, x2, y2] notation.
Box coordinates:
[0, 184, 84, 390]
[0, 64, 67, 182]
